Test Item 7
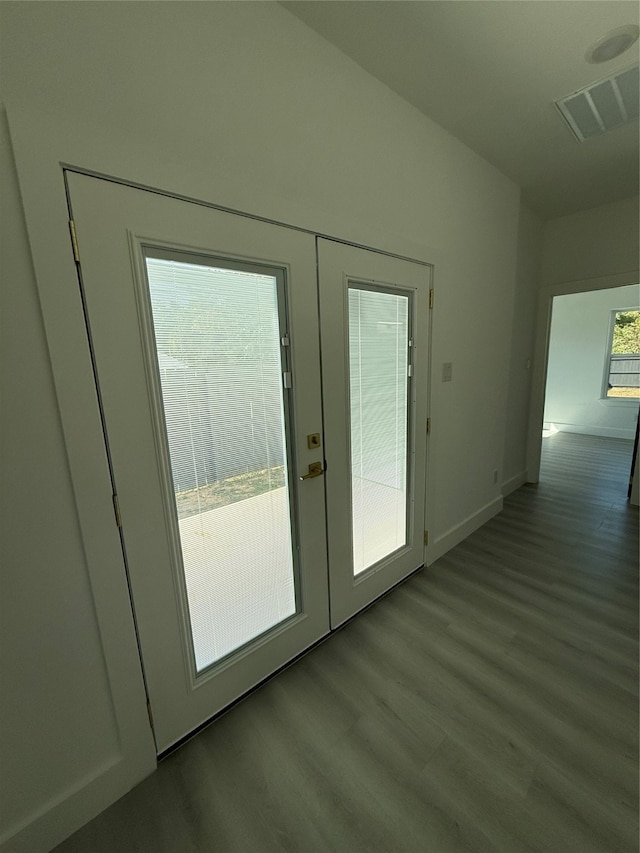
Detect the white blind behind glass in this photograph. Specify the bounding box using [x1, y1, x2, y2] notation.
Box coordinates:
[348, 286, 410, 575]
[145, 256, 296, 673]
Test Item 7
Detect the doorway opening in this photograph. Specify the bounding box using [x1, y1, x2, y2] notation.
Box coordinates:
[540, 284, 639, 500]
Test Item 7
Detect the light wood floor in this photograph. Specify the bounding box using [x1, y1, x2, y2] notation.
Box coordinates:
[55, 433, 639, 853]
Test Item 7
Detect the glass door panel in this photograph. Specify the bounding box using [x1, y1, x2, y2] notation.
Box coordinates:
[319, 238, 429, 629]
[144, 252, 297, 673]
[348, 286, 411, 575]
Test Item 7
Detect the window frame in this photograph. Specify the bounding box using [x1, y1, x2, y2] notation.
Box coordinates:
[345, 279, 414, 578]
[601, 306, 640, 403]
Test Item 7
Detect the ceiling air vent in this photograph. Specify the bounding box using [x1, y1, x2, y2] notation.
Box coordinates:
[555, 64, 639, 142]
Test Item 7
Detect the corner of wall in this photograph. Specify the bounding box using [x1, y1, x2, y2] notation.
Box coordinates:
[501, 200, 543, 487]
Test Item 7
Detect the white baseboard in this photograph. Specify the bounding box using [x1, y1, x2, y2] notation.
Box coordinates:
[426, 496, 503, 566]
[502, 470, 527, 497]
[1, 753, 155, 853]
[552, 423, 636, 440]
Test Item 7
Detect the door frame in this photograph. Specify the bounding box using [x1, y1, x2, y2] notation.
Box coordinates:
[64, 168, 434, 748]
[526, 269, 640, 482]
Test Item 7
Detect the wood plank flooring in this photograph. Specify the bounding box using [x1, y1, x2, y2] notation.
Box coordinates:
[55, 432, 639, 853]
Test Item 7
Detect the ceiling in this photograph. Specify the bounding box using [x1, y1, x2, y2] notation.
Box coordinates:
[281, 1, 639, 219]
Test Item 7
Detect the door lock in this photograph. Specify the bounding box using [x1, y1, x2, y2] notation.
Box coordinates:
[299, 461, 325, 480]
[307, 433, 321, 449]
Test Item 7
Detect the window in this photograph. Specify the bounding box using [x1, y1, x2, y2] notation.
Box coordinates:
[604, 309, 640, 399]
[347, 284, 411, 575]
[144, 251, 297, 673]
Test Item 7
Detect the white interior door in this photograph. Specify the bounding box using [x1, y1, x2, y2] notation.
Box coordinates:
[318, 239, 429, 627]
[67, 173, 330, 752]
[67, 174, 430, 752]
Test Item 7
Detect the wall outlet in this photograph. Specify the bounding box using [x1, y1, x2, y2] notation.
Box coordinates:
[442, 362, 453, 382]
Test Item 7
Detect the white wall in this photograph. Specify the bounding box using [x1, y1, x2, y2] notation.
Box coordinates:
[0, 107, 115, 846]
[0, 2, 532, 850]
[540, 195, 639, 286]
[544, 286, 639, 439]
[502, 203, 543, 493]
[0, 111, 155, 853]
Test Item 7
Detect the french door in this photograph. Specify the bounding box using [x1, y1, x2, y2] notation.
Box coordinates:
[319, 240, 429, 627]
[67, 172, 429, 752]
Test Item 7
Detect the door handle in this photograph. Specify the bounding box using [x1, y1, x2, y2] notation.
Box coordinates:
[299, 461, 325, 480]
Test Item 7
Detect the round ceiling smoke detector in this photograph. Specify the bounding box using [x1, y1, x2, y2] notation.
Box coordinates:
[585, 25, 639, 64]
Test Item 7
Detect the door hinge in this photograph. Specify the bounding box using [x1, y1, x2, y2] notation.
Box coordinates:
[68, 219, 80, 263]
[426, 417, 431, 435]
[112, 493, 122, 528]
[429, 289, 434, 309]
[424, 530, 429, 546]
[146, 699, 154, 731]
